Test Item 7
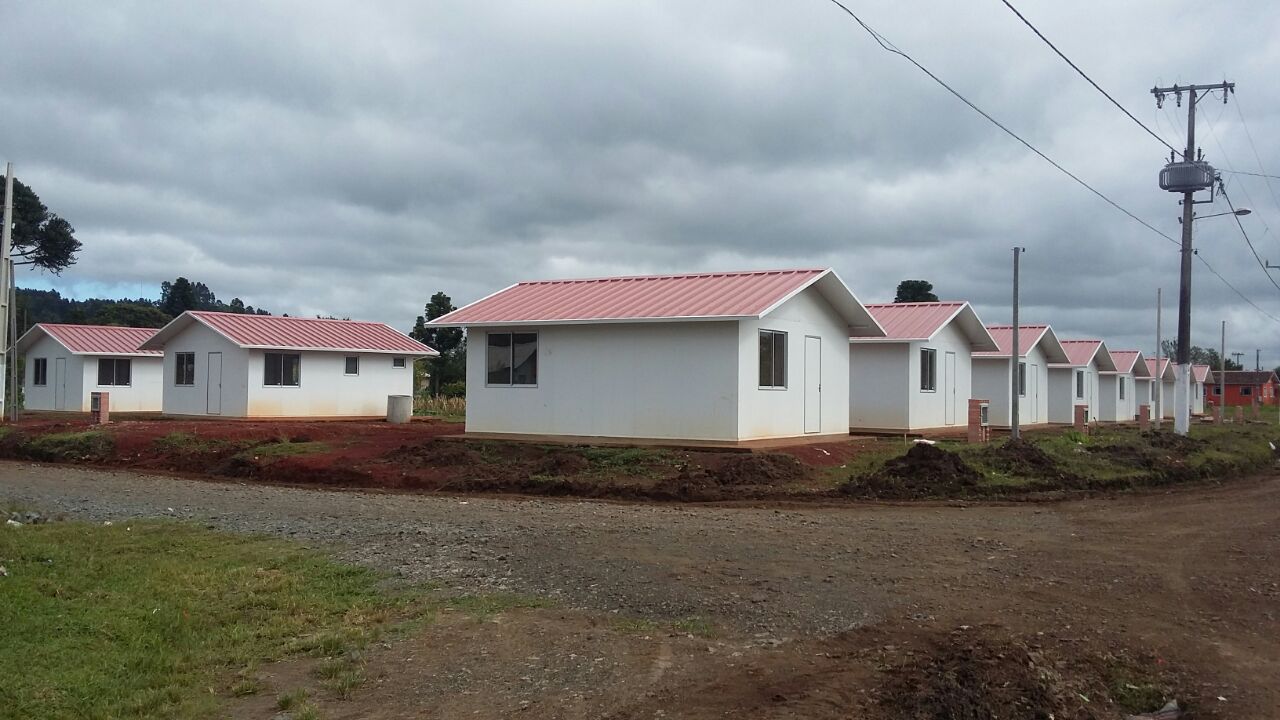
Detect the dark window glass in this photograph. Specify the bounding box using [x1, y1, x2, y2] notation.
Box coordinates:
[1119, 377, 1125, 399]
[33, 358, 47, 386]
[487, 333, 512, 385]
[392, 357, 407, 368]
[1241, 386, 1253, 396]
[174, 353, 196, 386]
[920, 349, 937, 391]
[97, 358, 131, 386]
[264, 352, 300, 386]
[345, 356, 359, 375]
[759, 330, 786, 388]
[511, 333, 538, 385]
[1018, 362, 1027, 396]
[1075, 370, 1084, 398]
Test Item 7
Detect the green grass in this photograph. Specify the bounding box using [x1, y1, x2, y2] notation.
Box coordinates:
[0, 521, 408, 719]
[275, 688, 309, 711]
[673, 616, 716, 638]
[21, 430, 114, 462]
[235, 441, 331, 462]
[152, 432, 249, 455]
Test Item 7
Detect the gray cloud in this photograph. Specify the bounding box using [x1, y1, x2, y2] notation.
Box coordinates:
[2, 1, 1279, 365]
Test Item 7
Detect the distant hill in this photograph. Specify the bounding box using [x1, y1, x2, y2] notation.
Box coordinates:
[14, 279, 271, 335]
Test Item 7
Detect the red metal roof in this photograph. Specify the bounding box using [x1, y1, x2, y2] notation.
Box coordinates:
[1108, 350, 1145, 375]
[186, 312, 435, 354]
[1146, 358, 1173, 379]
[32, 324, 161, 356]
[432, 269, 829, 324]
[1058, 339, 1105, 367]
[1192, 364, 1212, 383]
[973, 325, 1049, 357]
[860, 302, 966, 340]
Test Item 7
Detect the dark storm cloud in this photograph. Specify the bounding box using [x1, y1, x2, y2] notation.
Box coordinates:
[2, 1, 1279, 362]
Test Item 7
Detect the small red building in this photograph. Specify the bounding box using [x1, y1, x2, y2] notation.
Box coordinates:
[1210, 370, 1280, 407]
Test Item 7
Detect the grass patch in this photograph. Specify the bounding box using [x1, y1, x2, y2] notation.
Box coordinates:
[276, 688, 310, 711]
[0, 520, 410, 719]
[236, 440, 330, 462]
[673, 616, 716, 638]
[579, 446, 673, 468]
[152, 432, 250, 455]
[611, 616, 660, 634]
[21, 430, 114, 462]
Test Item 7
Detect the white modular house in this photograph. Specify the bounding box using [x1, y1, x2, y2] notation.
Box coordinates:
[140, 311, 437, 418]
[1048, 339, 1117, 424]
[971, 325, 1070, 427]
[848, 301, 999, 432]
[1145, 358, 1176, 419]
[16, 324, 164, 412]
[430, 268, 886, 443]
[1097, 350, 1152, 422]
[1191, 364, 1214, 415]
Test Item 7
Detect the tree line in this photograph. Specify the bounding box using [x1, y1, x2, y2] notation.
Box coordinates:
[16, 278, 271, 335]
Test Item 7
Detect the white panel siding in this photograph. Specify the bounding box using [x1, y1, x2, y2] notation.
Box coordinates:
[161, 325, 250, 417]
[972, 344, 1052, 427]
[245, 350, 414, 417]
[737, 288, 850, 439]
[80, 355, 164, 412]
[849, 322, 975, 432]
[22, 335, 80, 411]
[465, 321, 740, 441]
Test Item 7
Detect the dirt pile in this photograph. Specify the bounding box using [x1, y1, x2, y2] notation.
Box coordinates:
[842, 443, 982, 500]
[1140, 431, 1204, 453]
[710, 453, 805, 486]
[978, 438, 1083, 488]
[877, 629, 1168, 720]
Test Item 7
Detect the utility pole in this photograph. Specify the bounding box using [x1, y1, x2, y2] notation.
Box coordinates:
[1010, 247, 1023, 440]
[1219, 320, 1226, 421]
[1152, 80, 1234, 435]
[0, 162, 12, 420]
[1154, 288, 1162, 427]
[1256, 349, 1261, 371]
[1231, 351, 1244, 367]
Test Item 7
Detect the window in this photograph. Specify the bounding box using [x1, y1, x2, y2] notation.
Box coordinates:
[486, 332, 538, 386]
[264, 352, 301, 387]
[1075, 370, 1084, 399]
[758, 330, 787, 388]
[97, 358, 132, 386]
[392, 357, 407, 369]
[174, 352, 195, 386]
[344, 356, 360, 375]
[1119, 377, 1126, 400]
[1213, 386, 1222, 396]
[919, 348, 937, 391]
[1018, 362, 1027, 397]
[32, 358, 47, 386]
[1241, 386, 1253, 396]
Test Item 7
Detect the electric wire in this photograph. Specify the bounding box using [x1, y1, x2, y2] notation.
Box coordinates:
[1218, 183, 1280, 294]
[1233, 97, 1280, 219]
[996, 0, 1179, 155]
[822, 0, 1178, 247]
[821, 1, 1280, 325]
[1202, 107, 1277, 252]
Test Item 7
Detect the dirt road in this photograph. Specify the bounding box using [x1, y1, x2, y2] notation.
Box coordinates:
[3, 461, 1278, 718]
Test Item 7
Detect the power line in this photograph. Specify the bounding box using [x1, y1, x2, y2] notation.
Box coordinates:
[1233, 97, 1280, 218]
[1218, 182, 1280, 294]
[996, 0, 1179, 155]
[822, 0, 1179, 247]
[1222, 170, 1280, 181]
[1195, 253, 1280, 323]
[1202, 108, 1278, 253]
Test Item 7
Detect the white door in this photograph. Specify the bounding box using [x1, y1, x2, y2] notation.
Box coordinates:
[206, 352, 222, 415]
[803, 336, 821, 434]
[944, 351, 957, 425]
[54, 358, 67, 411]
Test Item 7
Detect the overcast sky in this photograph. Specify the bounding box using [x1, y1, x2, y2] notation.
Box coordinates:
[3, 1, 1279, 364]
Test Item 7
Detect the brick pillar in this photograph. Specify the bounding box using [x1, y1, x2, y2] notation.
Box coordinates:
[968, 398, 990, 443]
[91, 392, 110, 424]
[1073, 404, 1090, 435]
[1137, 404, 1150, 431]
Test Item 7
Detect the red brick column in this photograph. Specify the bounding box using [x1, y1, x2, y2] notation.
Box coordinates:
[968, 398, 989, 444]
[91, 392, 110, 424]
[1073, 404, 1090, 435]
[1137, 404, 1150, 431]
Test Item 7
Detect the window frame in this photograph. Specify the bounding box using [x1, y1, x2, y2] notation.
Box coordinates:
[174, 352, 196, 387]
[344, 356, 360, 376]
[1241, 386, 1253, 396]
[1018, 362, 1027, 397]
[263, 352, 302, 388]
[758, 329, 788, 390]
[919, 348, 937, 392]
[1075, 370, 1084, 399]
[32, 357, 48, 386]
[97, 358, 133, 387]
[485, 332, 539, 388]
[391, 357, 407, 369]
[1118, 376, 1126, 400]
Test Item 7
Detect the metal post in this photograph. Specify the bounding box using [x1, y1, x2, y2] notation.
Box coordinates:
[1010, 247, 1022, 440]
[0, 163, 12, 420]
[1172, 92, 1198, 435]
[1154, 288, 1162, 427]
[7, 260, 14, 422]
[1219, 320, 1226, 421]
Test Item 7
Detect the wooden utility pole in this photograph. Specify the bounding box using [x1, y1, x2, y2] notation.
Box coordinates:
[1152, 81, 1234, 435]
[1154, 288, 1162, 427]
[0, 163, 12, 420]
